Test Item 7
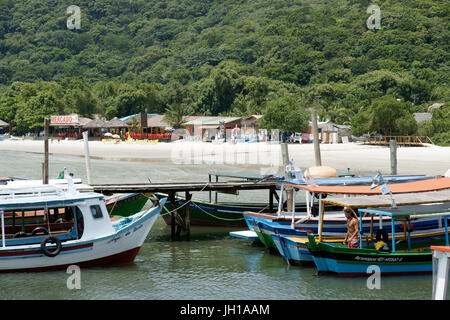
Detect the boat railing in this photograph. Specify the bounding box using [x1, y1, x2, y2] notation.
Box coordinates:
[0, 185, 65, 201]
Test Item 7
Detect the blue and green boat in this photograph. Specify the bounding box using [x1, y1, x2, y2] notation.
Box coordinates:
[306, 202, 450, 276]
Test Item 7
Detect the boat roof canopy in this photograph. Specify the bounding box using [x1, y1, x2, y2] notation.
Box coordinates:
[284, 177, 450, 195]
[283, 175, 430, 187]
[322, 190, 450, 208]
[358, 202, 450, 219]
[209, 171, 283, 180]
[0, 185, 103, 210]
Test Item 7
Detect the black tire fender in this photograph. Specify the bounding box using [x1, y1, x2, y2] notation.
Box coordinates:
[31, 227, 49, 236]
[40, 236, 62, 257]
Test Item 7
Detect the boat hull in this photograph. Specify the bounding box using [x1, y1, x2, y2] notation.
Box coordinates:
[305, 234, 445, 277]
[159, 196, 309, 227]
[106, 192, 150, 217]
[271, 234, 315, 265]
[0, 199, 165, 272]
[254, 214, 444, 251]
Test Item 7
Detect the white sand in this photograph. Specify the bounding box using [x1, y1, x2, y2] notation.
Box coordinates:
[0, 139, 449, 176]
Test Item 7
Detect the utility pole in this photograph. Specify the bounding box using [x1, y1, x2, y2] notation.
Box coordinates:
[43, 117, 49, 184]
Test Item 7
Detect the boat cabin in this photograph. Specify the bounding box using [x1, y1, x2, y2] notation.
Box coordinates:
[0, 185, 113, 247]
[357, 203, 450, 252]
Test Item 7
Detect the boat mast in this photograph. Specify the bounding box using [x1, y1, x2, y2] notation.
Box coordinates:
[1, 210, 5, 247]
[277, 183, 284, 217]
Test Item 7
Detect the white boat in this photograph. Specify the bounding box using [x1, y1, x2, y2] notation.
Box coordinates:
[0, 180, 166, 272]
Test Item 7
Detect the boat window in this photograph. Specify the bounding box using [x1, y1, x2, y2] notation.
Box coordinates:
[1, 206, 77, 244]
[90, 205, 103, 219]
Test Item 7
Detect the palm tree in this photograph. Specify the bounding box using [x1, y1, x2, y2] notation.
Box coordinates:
[163, 103, 191, 129]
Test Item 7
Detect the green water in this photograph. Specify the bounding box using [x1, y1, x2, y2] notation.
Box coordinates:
[0, 150, 434, 300]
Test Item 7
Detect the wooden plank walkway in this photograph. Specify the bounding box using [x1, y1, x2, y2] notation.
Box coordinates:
[91, 180, 278, 194]
[92, 180, 280, 242]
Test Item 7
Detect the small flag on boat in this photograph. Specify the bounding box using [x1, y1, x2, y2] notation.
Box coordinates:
[370, 171, 385, 189]
[56, 171, 64, 179]
[380, 183, 391, 195]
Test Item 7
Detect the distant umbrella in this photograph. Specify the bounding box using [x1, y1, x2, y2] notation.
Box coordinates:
[112, 134, 121, 139]
[104, 132, 113, 137]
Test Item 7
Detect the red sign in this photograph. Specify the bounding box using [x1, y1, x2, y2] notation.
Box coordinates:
[50, 115, 79, 125]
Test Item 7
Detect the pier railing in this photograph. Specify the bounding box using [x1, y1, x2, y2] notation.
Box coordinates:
[364, 135, 434, 147]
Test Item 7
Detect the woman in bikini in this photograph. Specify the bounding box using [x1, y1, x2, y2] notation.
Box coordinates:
[343, 207, 360, 248]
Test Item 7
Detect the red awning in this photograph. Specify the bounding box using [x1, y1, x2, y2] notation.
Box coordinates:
[284, 177, 450, 195]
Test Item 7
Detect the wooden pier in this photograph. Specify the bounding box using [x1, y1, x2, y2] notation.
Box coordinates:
[91, 179, 280, 241]
[364, 135, 434, 147]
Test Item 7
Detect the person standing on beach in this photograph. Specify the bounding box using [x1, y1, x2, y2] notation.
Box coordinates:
[343, 207, 359, 248]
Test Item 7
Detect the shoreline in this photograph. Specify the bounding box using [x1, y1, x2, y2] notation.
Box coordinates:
[0, 139, 449, 176]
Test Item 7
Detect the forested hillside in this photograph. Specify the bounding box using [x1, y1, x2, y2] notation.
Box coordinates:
[0, 0, 448, 143]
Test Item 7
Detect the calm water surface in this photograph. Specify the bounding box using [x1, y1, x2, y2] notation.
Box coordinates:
[0, 150, 433, 300]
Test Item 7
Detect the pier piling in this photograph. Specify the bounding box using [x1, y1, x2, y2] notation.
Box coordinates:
[185, 192, 191, 241]
[390, 140, 398, 175]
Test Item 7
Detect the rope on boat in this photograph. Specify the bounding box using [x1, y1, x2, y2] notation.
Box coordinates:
[142, 182, 212, 217]
[142, 182, 272, 222]
[107, 195, 120, 215]
[189, 201, 246, 221]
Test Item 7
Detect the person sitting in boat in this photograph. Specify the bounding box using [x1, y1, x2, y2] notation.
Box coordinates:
[343, 207, 359, 248]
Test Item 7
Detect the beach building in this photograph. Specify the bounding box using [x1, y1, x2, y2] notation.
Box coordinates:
[183, 116, 242, 140]
[414, 113, 433, 123]
[104, 117, 129, 138]
[82, 118, 107, 139]
[121, 113, 173, 141]
[302, 121, 352, 144]
[0, 119, 9, 134]
[49, 114, 92, 139]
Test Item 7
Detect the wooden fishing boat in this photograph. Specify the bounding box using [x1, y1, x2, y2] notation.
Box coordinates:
[271, 190, 450, 265]
[250, 176, 450, 251]
[105, 192, 152, 218]
[305, 202, 450, 277]
[0, 182, 166, 272]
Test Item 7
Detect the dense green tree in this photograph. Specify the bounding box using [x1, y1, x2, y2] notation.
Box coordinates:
[260, 97, 309, 133]
[0, 0, 447, 144]
[352, 96, 418, 136]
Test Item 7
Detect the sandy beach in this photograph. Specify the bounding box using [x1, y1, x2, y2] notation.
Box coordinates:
[0, 139, 449, 176]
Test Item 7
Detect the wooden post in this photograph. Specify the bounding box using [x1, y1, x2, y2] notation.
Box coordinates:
[82, 131, 92, 184]
[310, 108, 322, 166]
[269, 187, 274, 212]
[390, 139, 397, 175]
[214, 175, 218, 204]
[185, 192, 191, 241]
[169, 192, 176, 241]
[43, 117, 49, 184]
[208, 174, 212, 203]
